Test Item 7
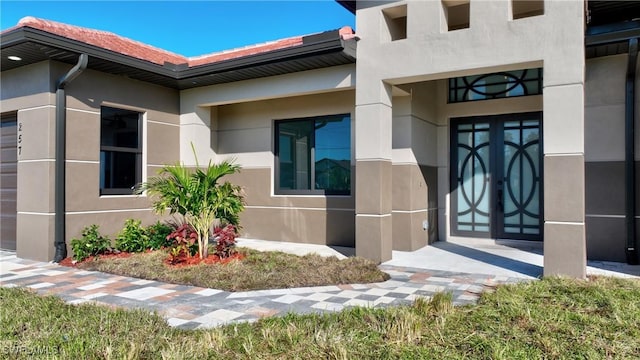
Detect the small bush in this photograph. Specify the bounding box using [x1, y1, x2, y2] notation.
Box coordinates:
[146, 221, 173, 249]
[213, 224, 238, 258]
[70, 225, 111, 261]
[115, 219, 149, 253]
[166, 223, 198, 262]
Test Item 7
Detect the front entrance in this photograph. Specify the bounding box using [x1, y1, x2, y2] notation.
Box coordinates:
[450, 112, 542, 241]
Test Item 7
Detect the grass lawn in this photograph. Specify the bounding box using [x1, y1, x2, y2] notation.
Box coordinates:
[74, 248, 390, 291]
[1, 276, 639, 359]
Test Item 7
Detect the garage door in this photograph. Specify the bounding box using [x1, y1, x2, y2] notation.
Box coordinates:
[1, 113, 17, 250]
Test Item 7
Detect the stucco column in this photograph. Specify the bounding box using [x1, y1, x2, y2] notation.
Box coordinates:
[355, 81, 393, 262]
[542, 82, 587, 278]
[16, 106, 57, 261]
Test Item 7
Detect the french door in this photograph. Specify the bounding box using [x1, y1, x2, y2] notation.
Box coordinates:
[450, 112, 543, 241]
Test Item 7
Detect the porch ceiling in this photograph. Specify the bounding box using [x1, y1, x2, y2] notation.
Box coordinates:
[588, 1, 640, 26]
[586, 1, 640, 59]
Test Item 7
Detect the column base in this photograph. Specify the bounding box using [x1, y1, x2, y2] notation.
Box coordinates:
[543, 222, 586, 278]
[355, 214, 392, 263]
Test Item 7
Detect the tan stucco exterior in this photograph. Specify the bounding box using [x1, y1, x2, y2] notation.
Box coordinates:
[1, 61, 179, 260]
[1, 2, 638, 278]
[353, 0, 586, 276]
[2, 62, 57, 260]
[584, 54, 640, 262]
[181, 72, 357, 246]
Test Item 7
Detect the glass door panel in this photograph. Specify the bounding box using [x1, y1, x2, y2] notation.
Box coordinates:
[453, 121, 491, 236]
[499, 118, 541, 238]
[451, 113, 542, 241]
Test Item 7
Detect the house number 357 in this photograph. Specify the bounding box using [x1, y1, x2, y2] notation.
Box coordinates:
[17, 122, 23, 156]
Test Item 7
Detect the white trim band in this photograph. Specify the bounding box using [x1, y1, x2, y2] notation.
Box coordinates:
[545, 221, 584, 226]
[66, 160, 99, 164]
[392, 209, 429, 214]
[356, 213, 392, 218]
[148, 119, 180, 127]
[17, 212, 55, 216]
[67, 107, 100, 115]
[18, 159, 54, 163]
[18, 105, 55, 112]
[245, 205, 355, 212]
[66, 208, 152, 215]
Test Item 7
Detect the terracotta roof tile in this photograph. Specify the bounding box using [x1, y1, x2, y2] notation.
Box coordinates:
[13, 16, 187, 66]
[187, 36, 304, 67]
[4, 17, 356, 68]
[339, 25, 357, 40]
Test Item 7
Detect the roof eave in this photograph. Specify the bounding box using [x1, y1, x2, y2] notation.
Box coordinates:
[180, 36, 354, 79]
[1, 26, 177, 77]
[1, 26, 357, 90]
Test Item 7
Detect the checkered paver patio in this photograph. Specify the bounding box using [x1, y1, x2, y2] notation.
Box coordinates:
[0, 250, 526, 329]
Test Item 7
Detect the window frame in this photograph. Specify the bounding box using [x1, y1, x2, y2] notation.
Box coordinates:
[448, 68, 543, 103]
[274, 114, 351, 196]
[99, 106, 143, 196]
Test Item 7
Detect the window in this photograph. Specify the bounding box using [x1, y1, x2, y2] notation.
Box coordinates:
[275, 114, 351, 195]
[448, 68, 542, 103]
[100, 106, 142, 195]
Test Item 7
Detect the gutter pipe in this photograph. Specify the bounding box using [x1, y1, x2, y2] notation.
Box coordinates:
[625, 39, 638, 265]
[53, 54, 88, 263]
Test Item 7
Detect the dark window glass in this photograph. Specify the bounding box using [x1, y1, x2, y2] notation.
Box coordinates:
[278, 120, 313, 191]
[99, 107, 142, 195]
[275, 114, 351, 195]
[100, 107, 140, 148]
[100, 151, 139, 190]
[448, 68, 542, 103]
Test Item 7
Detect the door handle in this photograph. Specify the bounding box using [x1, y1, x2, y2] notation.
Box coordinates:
[497, 189, 503, 212]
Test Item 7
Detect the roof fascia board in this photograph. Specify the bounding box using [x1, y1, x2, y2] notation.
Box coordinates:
[0, 27, 28, 47]
[1, 27, 177, 77]
[1, 26, 356, 85]
[178, 37, 353, 79]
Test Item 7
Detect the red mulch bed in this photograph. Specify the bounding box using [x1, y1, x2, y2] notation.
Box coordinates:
[58, 251, 134, 268]
[58, 250, 244, 268]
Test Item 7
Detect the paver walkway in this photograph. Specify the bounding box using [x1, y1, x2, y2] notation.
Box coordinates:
[0, 250, 525, 329]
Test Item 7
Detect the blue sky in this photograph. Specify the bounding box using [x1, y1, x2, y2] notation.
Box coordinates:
[0, 1, 355, 57]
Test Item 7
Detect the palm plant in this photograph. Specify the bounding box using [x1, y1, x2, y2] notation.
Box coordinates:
[137, 153, 244, 259]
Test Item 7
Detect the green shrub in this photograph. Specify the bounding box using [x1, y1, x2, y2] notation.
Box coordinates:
[212, 224, 238, 258]
[70, 225, 111, 261]
[115, 219, 149, 253]
[137, 149, 245, 259]
[165, 223, 199, 264]
[146, 221, 173, 249]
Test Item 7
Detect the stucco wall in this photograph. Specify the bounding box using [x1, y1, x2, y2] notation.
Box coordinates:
[0, 60, 180, 261]
[2, 61, 57, 261]
[60, 63, 180, 245]
[180, 64, 356, 166]
[179, 65, 356, 246]
[212, 90, 356, 246]
[584, 54, 640, 261]
[391, 81, 440, 250]
[353, 0, 586, 275]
